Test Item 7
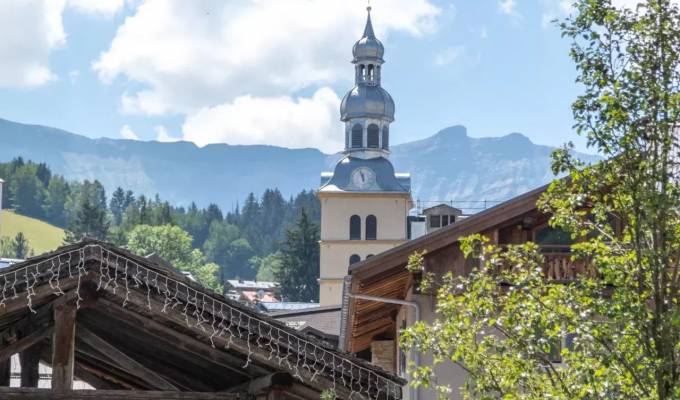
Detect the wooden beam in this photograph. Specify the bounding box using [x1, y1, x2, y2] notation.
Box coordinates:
[0, 327, 53, 363]
[73, 362, 122, 390]
[19, 343, 42, 388]
[51, 299, 77, 391]
[76, 325, 178, 391]
[92, 298, 262, 377]
[0, 356, 9, 386]
[227, 372, 293, 395]
[0, 276, 80, 317]
[74, 350, 148, 390]
[100, 286, 361, 400]
[0, 387, 249, 399]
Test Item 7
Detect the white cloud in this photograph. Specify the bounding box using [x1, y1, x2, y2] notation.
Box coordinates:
[66, 0, 125, 16]
[0, 0, 66, 87]
[93, 0, 440, 116]
[0, 0, 125, 88]
[434, 46, 464, 67]
[541, 0, 575, 28]
[182, 87, 343, 153]
[155, 125, 180, 142]
[119, 124, 139, 140]
[498, 0, 517, 15]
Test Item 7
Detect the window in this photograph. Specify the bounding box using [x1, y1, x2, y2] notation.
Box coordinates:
[367, 64, 374, 81]
[349, 254, 361, 265]
[382, 126, 389, 149]
[429, 215, 441, 228]
[350, 215, 361, 240]
[351, 124, 363, 148]
[535, 226, 573, 245]
[366, 215, 377, 240]
[441, 215, 450, 227]
[367, 124, 380, 148]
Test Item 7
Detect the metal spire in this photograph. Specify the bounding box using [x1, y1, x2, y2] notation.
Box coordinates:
[363, 5, 376, 39]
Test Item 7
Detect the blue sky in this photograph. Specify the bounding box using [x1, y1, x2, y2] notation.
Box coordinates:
[0, 0, 590, 153]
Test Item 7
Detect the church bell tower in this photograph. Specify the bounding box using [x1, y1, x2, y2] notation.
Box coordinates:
[318, 7, 412, 306]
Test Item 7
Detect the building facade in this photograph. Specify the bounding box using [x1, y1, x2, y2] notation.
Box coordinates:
[318, 8, 412, 306]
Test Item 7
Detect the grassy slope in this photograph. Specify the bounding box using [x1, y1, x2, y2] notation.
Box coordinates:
[0, 210, 65, 255]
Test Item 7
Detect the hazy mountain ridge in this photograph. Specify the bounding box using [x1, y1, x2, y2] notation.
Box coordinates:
[0, 118, 599, 210]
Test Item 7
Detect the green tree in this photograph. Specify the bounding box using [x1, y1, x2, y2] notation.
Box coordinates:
[401, 1, 680, 399]
[11, 232, 29, 259]
[44, 175, 70, 227]
[127, 224, 221, 291]
[0, 233, 30, 259]
[10, 166, 45, 218]
[253, 251, 283, 282]
[109, 187, 126, 226]
[203, 221, 254, 281]
[65, 198, 110, 242]
[274, 210, 319, 302]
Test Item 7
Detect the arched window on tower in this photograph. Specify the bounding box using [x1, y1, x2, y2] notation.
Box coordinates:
[351, 124, 363, 148]
[366, 215, 377, 240]
[349, 254, 361, 265]
[367, 64, 374, 83]
[350, 215, 361, 240]
[367, 124, 380, 148]
[359, 64, 365, 82]
[382, 126, 389, 149]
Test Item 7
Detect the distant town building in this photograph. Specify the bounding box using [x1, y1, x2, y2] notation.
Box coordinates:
[318, 7, 412, 306]
[422, 204, 463, 234]
[271, 305, 342, 347]
[225, 279, 279, 303]
[257, 302, 319, 313]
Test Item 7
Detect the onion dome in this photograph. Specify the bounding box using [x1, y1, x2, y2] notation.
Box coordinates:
[340, 85, 395, 122]
[352, 7, 384, 63]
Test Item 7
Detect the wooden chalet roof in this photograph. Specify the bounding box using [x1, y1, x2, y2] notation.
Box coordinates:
[0, 240, 404, 399]
[340, 184, 548, 352]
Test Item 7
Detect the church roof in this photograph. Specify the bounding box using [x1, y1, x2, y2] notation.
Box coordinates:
[352, 7, 384, 63]
[340, 85, 395, 122]
[319, 156, 410, 193]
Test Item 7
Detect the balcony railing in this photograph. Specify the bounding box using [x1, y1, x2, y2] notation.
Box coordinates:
[497, 245, 596, 282]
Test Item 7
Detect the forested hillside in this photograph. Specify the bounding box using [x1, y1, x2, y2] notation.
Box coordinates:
[0, 158, 320, 296]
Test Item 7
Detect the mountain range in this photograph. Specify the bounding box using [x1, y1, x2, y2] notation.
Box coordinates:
[0, 118, 599, 211]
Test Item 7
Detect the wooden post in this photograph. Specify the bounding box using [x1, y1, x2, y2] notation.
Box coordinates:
[51, 300, 76, 391]
[0, 350, 9, 386]
[19, 345, 41, 387]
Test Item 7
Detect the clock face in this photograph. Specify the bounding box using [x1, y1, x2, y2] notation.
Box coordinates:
[351, 167, 376, 189]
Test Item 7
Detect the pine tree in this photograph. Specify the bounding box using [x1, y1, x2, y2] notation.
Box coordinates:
[275, 210, 319, 302]
[44, 176, 70, 227]
[109, 187, 126, 225]
[11, 232, 29, 259]
[65, 198, 110, 242]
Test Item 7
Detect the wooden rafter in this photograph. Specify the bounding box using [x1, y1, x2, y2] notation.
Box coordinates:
[0, 327, 53, 363]
[92, 298, 262, 378]
[77, 325, 178, 391]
